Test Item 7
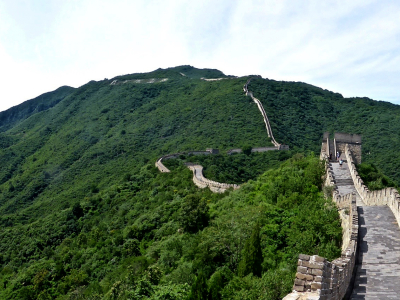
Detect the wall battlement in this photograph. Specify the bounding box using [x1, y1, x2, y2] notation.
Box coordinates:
[185, 163, 240, 193]
[344, 144, 400, 226]
[287, 137, 400, 299]
[243, 79, 289, 149]
[321, 132, 362, 164]
[155, 150, 240, 193]
[285, 142, 360, 300]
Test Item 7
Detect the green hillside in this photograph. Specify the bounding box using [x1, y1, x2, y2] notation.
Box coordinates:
[248, 77, 400, 182]
[0, 86, 75, 133]
[0, 65, 397, 299]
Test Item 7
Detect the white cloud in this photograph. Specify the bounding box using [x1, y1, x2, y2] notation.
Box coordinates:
[1, 0, 400, 112]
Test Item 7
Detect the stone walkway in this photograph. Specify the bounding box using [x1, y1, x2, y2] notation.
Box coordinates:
[351, 205, 400, 299]
[331, 161, 400, 299]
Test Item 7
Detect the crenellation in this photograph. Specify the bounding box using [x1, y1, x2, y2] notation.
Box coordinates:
[285, 137, 362, 300]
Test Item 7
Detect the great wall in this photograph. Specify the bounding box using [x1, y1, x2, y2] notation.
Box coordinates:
[243, 79, 281, 147]
[284, 133, 400, 300]
[153, 77, 400, 298]
[155, 78, 287, 192]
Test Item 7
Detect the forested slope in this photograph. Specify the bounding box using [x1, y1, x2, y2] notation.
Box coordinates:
[248, 78, 400, 183]
[0, 86, 75, 133]
[0, 65, 398, 299]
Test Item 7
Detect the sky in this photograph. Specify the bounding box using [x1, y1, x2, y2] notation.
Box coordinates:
[1, 0, 400, 112]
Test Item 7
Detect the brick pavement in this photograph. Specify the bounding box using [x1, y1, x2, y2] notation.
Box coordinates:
[331, 162, 400, 299]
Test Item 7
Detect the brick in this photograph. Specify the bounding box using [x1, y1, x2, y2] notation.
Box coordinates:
[297, 266, 307, 273]
[293, 285, 304, 292]
[314, 276, 322, 282]
[312, 255, 326, 263]
[294, 278, 305, 286]
[296, 272, 313, 281]
[311, 282, 322, 290]
[299, 254, 310, 260]
[306, 261, 325, 269]
[311, 269, 324, 276]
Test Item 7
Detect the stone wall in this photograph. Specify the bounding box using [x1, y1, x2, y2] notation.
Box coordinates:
[346, 143, 362, 165]
[243, 79, 281, 148]
[320, 133, 361, 164]
[283, 193, 358, 300]
[335, 133, 362, 164]
[155, 151, 240, 193]
[251, 147, 279, 152]
[185, 163, 240, 193]
[284, 149, 359, 300]
[155, 150, 214, 173]
[155, 153, 186, 173]
[345, 144, 400, 226]
[226, 148, 243, 154]
[334, 133, 362, 144]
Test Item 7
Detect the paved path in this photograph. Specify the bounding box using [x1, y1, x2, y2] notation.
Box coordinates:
[351, 205, 400, 299]
[331, 161, 400, 299]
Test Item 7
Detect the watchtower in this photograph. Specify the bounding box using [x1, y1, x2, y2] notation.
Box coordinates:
[321, 132, 362, 164]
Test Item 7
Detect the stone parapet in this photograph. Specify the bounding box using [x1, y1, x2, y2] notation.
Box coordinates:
[243, 79, 281, 148]
[185, 164, 240, 193]
[344, 144, 400, 226]
[155, 152, 240, 193]
[155, 153, 186, 173]
[251, 147, 279, 152]
[284, 194, 358, 300]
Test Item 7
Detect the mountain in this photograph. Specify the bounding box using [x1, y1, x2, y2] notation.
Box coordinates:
[0, 86, 75, 132]
[0, 65, 397, 299]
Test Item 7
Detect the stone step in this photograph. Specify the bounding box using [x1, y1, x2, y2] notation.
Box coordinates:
[335, 179, 355, 186]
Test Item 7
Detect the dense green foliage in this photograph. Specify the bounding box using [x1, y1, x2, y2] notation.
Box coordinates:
[356, 163, 397, 190]
[237, 224, 263, 278]
[0, 65, 397, 298]
[248, 77, 400, 184]
[0, 86, 75, 132]
[164, 151, 295, 184]
[0, 153, 342, 299]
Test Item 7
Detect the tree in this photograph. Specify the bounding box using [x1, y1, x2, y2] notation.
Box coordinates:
[242, 145, 252, 156]
[238, 223, 263, 277]
[208, 266, 234, 300]
[178, 195, 209, 233]
[189, 271, 208, 300]
[72, 202, 84, 219]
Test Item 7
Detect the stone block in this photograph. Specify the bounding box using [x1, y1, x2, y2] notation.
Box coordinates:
[311, 282, 322, 290]
[311, 268, 324, 276]
[299, 254, 310, 260]
[294, 279, 305, 286]
[314, 276, 322, 282]
[313, 255, 326, 263]
[306, 261, 324, 269]
[297, 266, 307, 273]
[296, 272, 313, 281]
[293, 285, 304, 292]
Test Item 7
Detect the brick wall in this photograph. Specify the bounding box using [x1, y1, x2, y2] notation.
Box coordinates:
[345, 144, 400, 226]
[284, 148, 359, 300]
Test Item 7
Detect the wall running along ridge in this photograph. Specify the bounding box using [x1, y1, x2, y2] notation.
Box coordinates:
[155, 78, 289, 192]
[283, 144, 359, 300]
[154, 150, 239, 193]
[185, 163, 240, 193]
[344, 144, 400, 226]
[243, 79, 281, 148]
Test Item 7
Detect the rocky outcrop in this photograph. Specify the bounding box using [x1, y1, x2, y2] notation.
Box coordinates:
[110, 78, 168, 85]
